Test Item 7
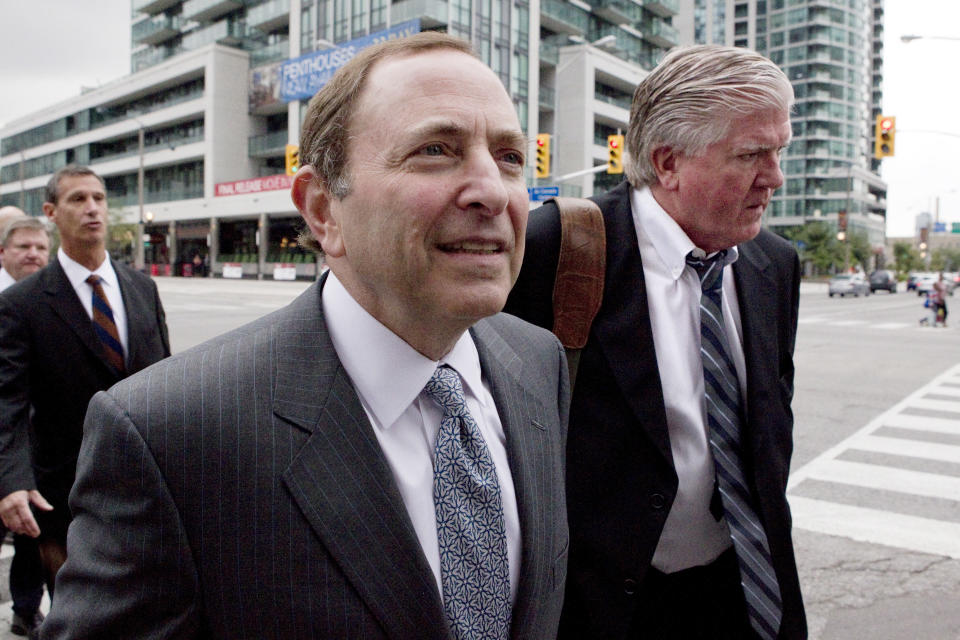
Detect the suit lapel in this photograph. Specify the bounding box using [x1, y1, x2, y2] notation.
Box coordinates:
[471, 318, 553, 638]
[732, 240, 777, 456]
[590, 183, 673, 465]
[114, 260, 149, 369]
[41, 260, 116, 375]
[276, 277, 448, 640]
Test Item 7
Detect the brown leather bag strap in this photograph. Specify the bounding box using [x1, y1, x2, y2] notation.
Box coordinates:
[549, 196, 605, 389]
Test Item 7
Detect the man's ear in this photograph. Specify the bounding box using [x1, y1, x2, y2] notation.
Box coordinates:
[291, 165, 345, 258]
[650, 146, 681, 191]
[42, 202, 56, 222]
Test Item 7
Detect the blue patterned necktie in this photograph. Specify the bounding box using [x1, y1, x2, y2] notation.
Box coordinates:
[86, 275, 125, 374]
[686, 251, 783, 640]
[425, 365, 511, 640]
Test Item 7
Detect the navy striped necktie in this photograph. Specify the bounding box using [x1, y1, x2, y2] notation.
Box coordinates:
[86, 275, 125, 374]
[686, 251, 783, 640]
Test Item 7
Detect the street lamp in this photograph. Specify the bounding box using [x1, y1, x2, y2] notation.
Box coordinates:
[901, 34, 960, 43]
[136, 122, 146, 271]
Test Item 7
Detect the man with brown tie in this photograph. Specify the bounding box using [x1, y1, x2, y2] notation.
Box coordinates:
[0, 165, 170, 600]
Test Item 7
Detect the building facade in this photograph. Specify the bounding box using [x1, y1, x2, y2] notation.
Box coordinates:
[0, 0, 679, 279]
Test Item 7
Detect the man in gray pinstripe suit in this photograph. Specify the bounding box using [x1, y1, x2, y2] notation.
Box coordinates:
[41, 32, 569, 640]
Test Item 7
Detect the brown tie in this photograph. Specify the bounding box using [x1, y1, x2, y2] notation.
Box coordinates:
[85, 275, 125, 374]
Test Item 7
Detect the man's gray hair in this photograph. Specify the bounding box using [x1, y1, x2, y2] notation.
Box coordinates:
[1, 216, 49, 247]
[625, 45, 794, 188]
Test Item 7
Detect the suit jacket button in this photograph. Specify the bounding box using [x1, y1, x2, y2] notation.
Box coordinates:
[650, 493, 666, 510]
[623, 578, 638, 595]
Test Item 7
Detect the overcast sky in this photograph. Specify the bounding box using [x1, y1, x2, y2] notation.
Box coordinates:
[0, 0, 956, 237]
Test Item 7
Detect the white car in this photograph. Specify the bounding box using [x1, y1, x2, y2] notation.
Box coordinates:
[915, 273, 955, 297]
[828, 273, 870, 297]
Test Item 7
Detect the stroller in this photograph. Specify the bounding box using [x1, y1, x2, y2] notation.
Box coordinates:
[919, 293, 946, 327]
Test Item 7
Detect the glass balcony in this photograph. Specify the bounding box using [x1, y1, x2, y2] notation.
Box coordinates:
[132, 14, 182, 45]
[390, 0, 450, 29]
[639, 0, 678, 18]
[133, 0, 183, 15]
[590, 0, 641, 25]
[182, 19, 249, 49]
[541, 0, 589, 36]
[182, 0, 245, 23]
[642, 18, 678, 47]
[132, 44, 183, 72]
[248, 130, 288, 157]
[249, 38, 290, 65]
[539, 85, 556, 109]
[247, 0, 290, 32]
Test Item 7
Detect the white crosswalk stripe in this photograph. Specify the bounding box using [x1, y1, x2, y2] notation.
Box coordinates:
[788, 364, 960, 559]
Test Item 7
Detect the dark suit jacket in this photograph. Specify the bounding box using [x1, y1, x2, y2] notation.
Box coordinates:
[41, 276, 570, 640]
[0, 258, 170, 515]
[504, 181, 806, 639]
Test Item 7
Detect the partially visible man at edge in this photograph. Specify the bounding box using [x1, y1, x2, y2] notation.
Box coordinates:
[0, 216, 51, 290]
[506, 44, 807, 639]
[0, 165, 171, 601]
[0, 214, 50, 637]
[39, 33, 569, 640]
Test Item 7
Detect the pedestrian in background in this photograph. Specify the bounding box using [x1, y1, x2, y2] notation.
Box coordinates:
[40, 33, 569, 640]
[0, 165, 170, 607]
[507, 44, 807, 639]
[0, 214, 50, 637]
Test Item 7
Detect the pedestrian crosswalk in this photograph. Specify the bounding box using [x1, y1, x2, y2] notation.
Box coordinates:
[787, 364, 960, 559]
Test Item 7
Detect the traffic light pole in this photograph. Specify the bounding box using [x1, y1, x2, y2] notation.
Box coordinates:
[552, 163, 611, 182]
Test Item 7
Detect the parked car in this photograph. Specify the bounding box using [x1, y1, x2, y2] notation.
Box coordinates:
[828, 273, 871, 297]
[915, 273, 955, 297]
[869, 270, 897, 293]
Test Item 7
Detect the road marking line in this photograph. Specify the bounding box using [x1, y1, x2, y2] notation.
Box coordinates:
[929, 386, 960, 398]
[881, 413, 960, 435]
[909, 398, 960, 414]
[790, 363, 960, 490]
[873, 322, 910, 329]
[851, 434, 960, 464]
[788, 496, 960, 559]
[800, 458, 960, 501]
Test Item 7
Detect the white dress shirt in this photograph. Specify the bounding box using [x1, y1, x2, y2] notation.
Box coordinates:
[630, 186, 750, 573]
[57, 248, 129, 356]
[0, 268, 15, 293]
[321, 272, 521, 601]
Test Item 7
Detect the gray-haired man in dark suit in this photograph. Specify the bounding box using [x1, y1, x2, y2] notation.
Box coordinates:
[42, 32, 569, 640]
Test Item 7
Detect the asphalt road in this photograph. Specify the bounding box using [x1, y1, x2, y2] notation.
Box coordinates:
[1, 276, 957, 639]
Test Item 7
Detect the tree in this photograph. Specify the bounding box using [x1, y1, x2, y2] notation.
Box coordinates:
[931, 247, 960, 272]
[785, 221, 846, 275]
[107, 208, 137, 264]
[847, 231, 871, 273]
[892, 241, 923, 276]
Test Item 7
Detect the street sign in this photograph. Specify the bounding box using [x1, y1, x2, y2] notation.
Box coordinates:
[934, 222, 947, 233]
[952, 222, 960, 234]
[528, 186, 559, 201]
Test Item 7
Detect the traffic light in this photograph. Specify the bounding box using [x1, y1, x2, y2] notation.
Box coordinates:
[607, 134, 624, 174]
[874, 115, 895, 158]
[535, 133, 551, 178]
[285, 144, 300, 176]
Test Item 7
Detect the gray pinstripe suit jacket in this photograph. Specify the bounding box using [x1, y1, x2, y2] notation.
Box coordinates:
[41, 276, 570, 640]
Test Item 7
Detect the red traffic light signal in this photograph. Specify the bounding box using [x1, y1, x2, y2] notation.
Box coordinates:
[607, 134, 624, 174]
[874, 115, 895, 159]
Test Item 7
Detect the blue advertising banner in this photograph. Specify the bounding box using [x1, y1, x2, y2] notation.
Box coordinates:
[280, 20, 421, 103]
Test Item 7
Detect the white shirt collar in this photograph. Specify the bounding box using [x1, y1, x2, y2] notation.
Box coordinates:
[630, 186, 738, 281]
[321, 272, 486, 431]
[57, 247, 116, 289]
